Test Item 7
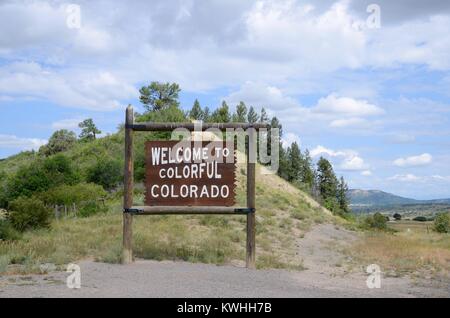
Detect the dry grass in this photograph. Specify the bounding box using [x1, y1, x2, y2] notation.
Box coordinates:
[0, 165, 333, 274]
[347, 221, 450, 277]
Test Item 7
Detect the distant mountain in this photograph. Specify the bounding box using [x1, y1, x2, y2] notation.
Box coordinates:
[348, 189, 418, 206]
[348, 189, 450, 215]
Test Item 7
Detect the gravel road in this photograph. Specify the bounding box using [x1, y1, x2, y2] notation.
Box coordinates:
[0, 259, 448, 298]
[1, 224, 448, 298]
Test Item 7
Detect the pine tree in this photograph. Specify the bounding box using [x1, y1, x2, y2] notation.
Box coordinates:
[211, 101, 231, 123]
[269, 116, 283, 174]
[259, 107, 269, 123]
[317, 157, 339, 211]
[189, 99, 203, 120]
[139, 82, 180, 111]
[287, 142, 303, 182]
[247, 106, 259, 123]
[232, 101, 247, 122]
[301, 149, 315, 191]
[202, 106, 210, 122]
[78, 119, 101, 141]
[278, 146, 290, 181]
[337, 176, 349, 213]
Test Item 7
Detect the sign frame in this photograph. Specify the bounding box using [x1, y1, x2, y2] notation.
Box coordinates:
[144, 140, 237, 207]
[122, 105, 267, 269]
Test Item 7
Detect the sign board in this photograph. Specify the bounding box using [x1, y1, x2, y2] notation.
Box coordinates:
[145, 141, 236, 206]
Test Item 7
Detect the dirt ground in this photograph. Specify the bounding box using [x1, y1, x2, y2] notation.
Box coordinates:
[0, 224, 448, 298]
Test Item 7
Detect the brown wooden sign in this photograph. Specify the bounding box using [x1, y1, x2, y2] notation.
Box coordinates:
[145, 141, 236, 206]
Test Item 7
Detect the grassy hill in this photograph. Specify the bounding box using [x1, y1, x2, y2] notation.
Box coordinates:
[348, 189, 419, 206]
[0, 126, 339, 274]
[348, 189, 450, 217]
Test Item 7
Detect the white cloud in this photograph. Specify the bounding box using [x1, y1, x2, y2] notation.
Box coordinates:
[0, 62, 137, 110]
[0, 134, 47, 151]
[330, 117, 368, 128]
[225, 81, 299, 110]
[224, 83, 384, 135]
[388, 174, 421, 182]
[310, 145, 347, 158]
[281, 132, 301, 147]
[361, 170, 372, 176]
[310, 145, 369, 171]
[0, 0, 447, 114]
[339, 155, 368, 171]
[51, 118, 83, 130]
[1, 0, 449, 94]
[314, 94, 384, 116]
[393, 153, 433, 167]
[385, 133, 416, 144]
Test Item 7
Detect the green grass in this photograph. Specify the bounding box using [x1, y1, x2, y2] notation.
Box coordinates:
[0, 122, 337, 274]
[0, 166, 335, 274]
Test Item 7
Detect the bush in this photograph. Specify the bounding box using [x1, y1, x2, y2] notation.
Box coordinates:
[364, 212, 387, 230]
[433, 213, 450, 233]
[5, 154, 80, 202]
[323, 197, 340, 214]
[40, 129, 77, 156]
[39, 183, 107, 206]
[78, 201, 107, 218]
[393, 213, 402, 221]
[413, 216, 427, 222]
[39, 183, 108, 218]
[8, 197, 51, 232]
[87, 159, 122, 190]
[0, 219, 21, 241]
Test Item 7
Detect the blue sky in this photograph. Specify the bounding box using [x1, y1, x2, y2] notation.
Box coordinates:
[0, 0, 450, 199]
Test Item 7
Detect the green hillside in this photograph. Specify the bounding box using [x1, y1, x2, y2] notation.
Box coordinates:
[348, 189, 418, 206]
[0, 114, 339, 273]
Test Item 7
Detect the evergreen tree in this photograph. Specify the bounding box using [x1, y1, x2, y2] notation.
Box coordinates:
[202, 106, 211, 122]
[189, 99, 203, 120]
[247, 106, 259, 123]
[232, 101, 247, 122]
[278, 146, 290, 181]
[301, 149, 315, 190]
[269, 117, 283, 174]
[316, 157, 339, 212]
[41, 129, 77, 155]
[287, 142, 303, 182]
[211, 101, 231, 123]
[78, 119, 101, 141]
[337, 176, 349, 213]
[259, 107, 269, 123]
[139, 82, 180, 111]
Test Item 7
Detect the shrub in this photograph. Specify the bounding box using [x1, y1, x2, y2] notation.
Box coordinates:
[8, 197, 51, 232]
[78, 201, 107, 218]
[393, 213, 402, 221]
[40, 129, 77, 156]
[5, 154, 80, 202]
[87, 158, 122, 190]
[433, 213, 450, 233]
[323, 197, 339, 214]
[413, 216, 427, 222]
[39, 183, 107, 206]
[43, 154, 81, 185]
[0, 219, 21, 241]
[39, 183, 108, 218]
[364, 212, 387, 230]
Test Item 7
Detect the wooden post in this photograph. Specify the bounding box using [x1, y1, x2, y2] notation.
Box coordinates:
[123, 105, 134, 264]
[246, 128, 256, 269]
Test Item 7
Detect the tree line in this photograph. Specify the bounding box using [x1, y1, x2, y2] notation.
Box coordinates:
[0, 80, 350, 240]
[139, 81, 350, 215]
